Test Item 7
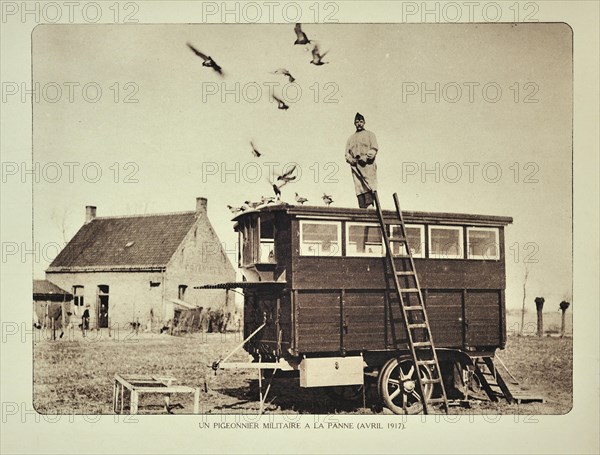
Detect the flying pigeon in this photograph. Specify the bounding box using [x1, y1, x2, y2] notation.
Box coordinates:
[293, 23, 311, 45]
[322, 193, 333, 206]
[277, 165, 297, 183]
[250, 141, 262, 158]
[310, 43, 329, 66]
[295, 193, 308, 205]
[272, 68, 296, 83]
[186, 42, 223, 75]
[272, 94, 289, 110]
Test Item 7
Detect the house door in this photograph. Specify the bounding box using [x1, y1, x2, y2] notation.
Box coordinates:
[97, 285, 109, 328]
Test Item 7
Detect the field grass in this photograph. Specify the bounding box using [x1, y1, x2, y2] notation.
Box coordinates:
[33, 328, 572, 415]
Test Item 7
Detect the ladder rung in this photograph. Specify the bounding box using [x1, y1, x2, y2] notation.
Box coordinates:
[420, 378, 442, 385]
[417, 360, 437, 365]
[400, 288, 419, 293]
[408, 323, 428, 329]
[412, 342, 432, 347]
[404, 306, 424, 311]
[388, 237, 407, 243]
[396, 271, 416, 276]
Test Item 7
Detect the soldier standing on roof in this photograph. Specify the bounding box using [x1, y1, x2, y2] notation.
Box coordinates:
[345, 112, 379, 208]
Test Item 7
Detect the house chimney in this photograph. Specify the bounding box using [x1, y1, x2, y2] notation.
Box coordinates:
[196, 197, 207, 216]
[85, 205, 97, 224]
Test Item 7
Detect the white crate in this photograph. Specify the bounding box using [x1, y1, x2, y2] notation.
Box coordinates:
[299, 356, 364, 388]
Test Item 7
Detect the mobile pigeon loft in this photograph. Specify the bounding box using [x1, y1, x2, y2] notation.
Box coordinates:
[198, 195, 517, 414]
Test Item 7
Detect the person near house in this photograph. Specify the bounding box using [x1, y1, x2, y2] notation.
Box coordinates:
[345, 112, 379, 208]
[81, 304, 90, 336]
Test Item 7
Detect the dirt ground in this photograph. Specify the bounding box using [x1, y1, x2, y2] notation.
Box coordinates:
[33, 328, 572, 415]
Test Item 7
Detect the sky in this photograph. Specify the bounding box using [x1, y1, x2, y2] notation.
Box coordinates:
[31, 23, 573, 310]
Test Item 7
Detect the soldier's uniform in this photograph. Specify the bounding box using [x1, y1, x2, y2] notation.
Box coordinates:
[345, 113, 379, 208]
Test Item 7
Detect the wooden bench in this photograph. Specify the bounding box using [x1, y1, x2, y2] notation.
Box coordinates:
[113, 374, 200, 414]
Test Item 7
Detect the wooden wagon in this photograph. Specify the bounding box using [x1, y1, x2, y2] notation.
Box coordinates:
[198, 198, 514, 414]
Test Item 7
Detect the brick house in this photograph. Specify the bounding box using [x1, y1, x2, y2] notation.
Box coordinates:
[45, 197, 235, 330]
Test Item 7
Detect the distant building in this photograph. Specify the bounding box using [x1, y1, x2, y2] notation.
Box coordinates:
[45, 197, 235, 330]
[33, 279, 72, 328]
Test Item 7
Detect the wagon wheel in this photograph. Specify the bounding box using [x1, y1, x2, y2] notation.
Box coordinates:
[378, 356, 433, 415]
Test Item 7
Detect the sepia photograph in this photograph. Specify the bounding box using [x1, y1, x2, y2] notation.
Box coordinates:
[30, 21, 572, 416]
[1, 1, 598, 454]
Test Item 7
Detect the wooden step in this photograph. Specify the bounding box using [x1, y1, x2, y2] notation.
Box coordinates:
[426, 398, 447, 404]
[396, 271, 416, 276]
[404, 306, 424, 311]
[412, 342, 432, 347]
[388, 237, 407, 243]
[407, 323, 428, 329]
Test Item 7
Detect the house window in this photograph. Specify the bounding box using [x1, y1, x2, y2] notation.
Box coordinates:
[178, 285, 188, 300]
[428, 226, 464, 259]
[467, 227, 499, 260]
[299, 220, 341, 256]
[346, 223, 383, 257]
[72, 285, 84, 307]
[390, 224, 425, 258]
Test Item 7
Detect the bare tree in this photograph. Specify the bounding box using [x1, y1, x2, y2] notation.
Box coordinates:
[520, 265, 529, 336]
[535, 296, 545, 337]
[50, 207, 73, 244]
[559, 300, 570, 338]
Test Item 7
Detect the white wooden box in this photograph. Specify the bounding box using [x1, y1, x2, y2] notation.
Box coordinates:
[299, 356, 364, 388]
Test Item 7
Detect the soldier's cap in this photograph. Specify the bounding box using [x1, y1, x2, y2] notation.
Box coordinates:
[354, 112, 365, 121]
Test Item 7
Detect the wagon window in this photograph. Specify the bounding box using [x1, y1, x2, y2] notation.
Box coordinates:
[239, 214, 259, 266]
[467, 227, 499, 260]
[300, 220, 341, 256]
[259, 217, 276, 263]
[428, 226, 464, 259]
[346, 223, 383, 256]
[390, 224, 424, 258]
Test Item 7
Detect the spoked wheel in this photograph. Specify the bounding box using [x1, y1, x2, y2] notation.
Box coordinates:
[378, 356, 433, 415]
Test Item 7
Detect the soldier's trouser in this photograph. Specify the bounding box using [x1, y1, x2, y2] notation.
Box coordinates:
[357, 192, 374, 208]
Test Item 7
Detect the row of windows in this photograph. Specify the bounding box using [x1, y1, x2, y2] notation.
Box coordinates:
[298, 221, 500, 260]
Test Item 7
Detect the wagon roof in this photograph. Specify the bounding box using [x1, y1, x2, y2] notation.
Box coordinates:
[232, 203, 513, 227]
[194, 281, 286, 290]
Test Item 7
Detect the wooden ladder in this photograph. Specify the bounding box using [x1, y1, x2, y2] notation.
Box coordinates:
[373, 191, 449, 414]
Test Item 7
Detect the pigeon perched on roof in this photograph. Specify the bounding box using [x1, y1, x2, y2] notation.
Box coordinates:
[322, 194, 333, 206]
[244, 200, 261, 209]
[295, 193, 308, 205]
[227, 205, 245, 214]
[186, 42, 223, 75]
[260, 196, 276, 205]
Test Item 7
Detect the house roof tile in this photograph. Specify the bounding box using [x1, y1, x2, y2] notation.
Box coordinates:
[47, 211, 197, 271]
